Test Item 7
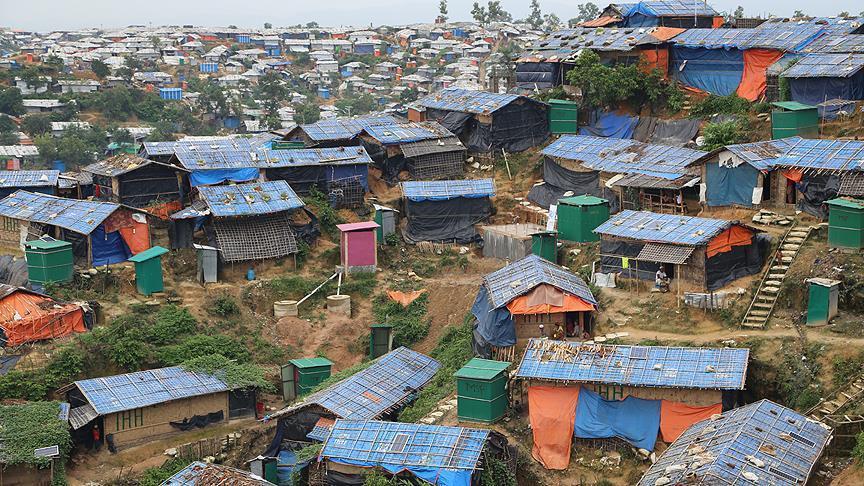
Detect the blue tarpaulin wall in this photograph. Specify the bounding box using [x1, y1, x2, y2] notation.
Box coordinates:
[579, 112, 638, 139]
[790, 72, 864, 106]
[471, 286, 516, 347]
[189, 168, 260, 187]
[573, 387, 662, 451]
[331, 460, 472, 486]
[91, 225, 131, 267]
[329, 164, 369, 190]
[705, 161, 760, 207]
[671, 47, 744, 96]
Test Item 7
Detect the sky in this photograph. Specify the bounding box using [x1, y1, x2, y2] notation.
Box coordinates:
[0, 0, 862, 31]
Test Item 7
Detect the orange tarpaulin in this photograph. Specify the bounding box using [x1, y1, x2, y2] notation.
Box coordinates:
[0, 290, 86, 347]
[386, 289, 427, 307]
[528, 386, 580, 470]
[119, 220, 151, 255]
[146, 200, 183, 221]
[782, 169, 803, 182]
[706, 225, 753, 258]
[651, 27, 686, 42]
[506, 284, 595, 315]
[736, 49, 784, 102]
[712, 16, 725, 28]
[640, 49, 669, 78]
[660, 400, 722, 442]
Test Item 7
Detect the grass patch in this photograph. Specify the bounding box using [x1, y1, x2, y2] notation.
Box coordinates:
[372, 293, 430, 348]
[398, 314, 473, 423]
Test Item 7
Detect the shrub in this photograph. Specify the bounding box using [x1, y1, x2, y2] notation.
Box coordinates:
[373, 294, 430, 348]
[157, 334, 250, 365]
[211, 294, 240, 317]
[689, 94, 750, 119]
[181, 354, 274, 392]
[853, 431, 864, 465]
[701, 118, 750, 151]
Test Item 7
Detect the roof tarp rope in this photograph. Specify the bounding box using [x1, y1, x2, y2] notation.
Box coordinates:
[528, 385, 580, 470]
[659, 400, 722, 443]
[706, 225, 753, 258]
[737, 49, 784, 101]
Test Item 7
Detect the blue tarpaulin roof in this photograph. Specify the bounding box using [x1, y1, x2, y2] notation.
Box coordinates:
[74, 366, 229, 415]
[271, 347, 440, 421]
[482, 254, 597, 309]
[782, 53, 864, 77]
[724, 137, 802, 171]
[362, 122, 454, 145]
[624, 0, 717, 17]
[594, 210, 736, 245]
[321, 420, 489, 471]
[401, 179, 495, 201]
[772, 138, 864, 171]
[0, 191, 119, 235]
[671, 25, 825, 51]
[542, 135, 706, 180]
[638, 399, 832, 486]
[758, 16, 864, 35]
[173, 137, 257, 170]
[163, 461, 274, 485]
[256, 146, 372, 167]
[197, 180, 303, 217]
[803, 34, 864, 53]
[297, 115, 403, 142]
[0, 170, 59, 188]
[515, 339, 749, 390]
[415, 88, 522, 115]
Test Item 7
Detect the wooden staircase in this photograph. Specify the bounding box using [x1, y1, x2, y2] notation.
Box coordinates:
[741, 225, 812, 329]
[807, 374, 864, 422]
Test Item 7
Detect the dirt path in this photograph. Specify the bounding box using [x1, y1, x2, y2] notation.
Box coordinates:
[617, 325, 864, 347]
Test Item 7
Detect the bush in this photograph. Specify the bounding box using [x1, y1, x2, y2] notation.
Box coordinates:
[158, 334, 251, 365]
[701, 118, 750, 151]
[853, 431, 864, 465]
[689, 94, 750, 119]
[211, 294, 240, 317]
[373, 294, 430, 348]
[137, 458, 192, 486]
[181, 354, 274, 392]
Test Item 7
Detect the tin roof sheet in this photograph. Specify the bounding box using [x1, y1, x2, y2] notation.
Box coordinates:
[163, 461, 274, 485]
[0, 170, 59, 188]
[782, 53, 864, 78]
[197, 180, 303, 217]
[362, 122, 455, 145]
[298, 115, 403, 142]
[482, 254, 597, 309]
[401, 179, 495, 201]
[516, 339, 749, 390]
[638, 399, 831, 486]
[255, 146, 372, 168]
[0, 191, 119, 234]
[594, 210, 733, 245]
[772, 138, 864, 171]
[415, 88, 522, 114]
[671, 25, 825, 51]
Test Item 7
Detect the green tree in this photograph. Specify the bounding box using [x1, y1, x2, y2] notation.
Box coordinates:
[145, 120, 176, 142]
[111, 127, 134, 145]
[294, 102, 320, 124]
[471, 2, 488, 24]
[839, 11, 850, 18]
[486, 1, 512, 22]
[264, 22, 273, 29]
[733, 6, 745, 18]
[99, 85, 135, 121]
[0, 131, 17, 145]
[306, 21, 319, 28]
[91, 59, 110, 78]
[569, 2, 600, 26]
[438, 0, 448, 21]
[543, 13, 561, 31]
[527, 0, 543, 29]
[793, 10, 806, 18]
[0, 87, 24, 116]
[400, 87, 419, 103]
[0, 115, 15, 133]
[21, 114, 52, 136]
[257, 72, 289, 123]
[336, 94, 377, 117]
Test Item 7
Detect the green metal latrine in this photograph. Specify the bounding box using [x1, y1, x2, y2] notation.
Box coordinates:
[454, 358, 510, 424]
[281, 357, 333, 402]
[806, 278, 840, 326]
[556, 195, 610, 243]
[128, 246, 169, 296]
[771, 102, 818, 139]
[548, 99, 579, 134]
[24, 238, 73, 284]
[369, 323, 394, 359]
[531, 231, 558, 262]
[827, 198, 864, 250]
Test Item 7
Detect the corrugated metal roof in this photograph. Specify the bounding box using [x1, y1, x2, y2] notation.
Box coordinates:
[75, 366, 229, 415]
[0, 191, 119, 234]
[526, 27, 668, 56]
[0, 170, 59, 188]
[297, 115, 403, 141]
[400, 136, 466, 157]
[671, 25, 825, 51]
[611, 173, 699, 189]
[758, 16, 864, 35]
[362, 122, 455, 145]
[163, 461, 275, 485]
[772, 138, 864, 171]
[271, 347, 440, 421]
[0, 146, 39, 158]
[415, 88, 522, 115]
[803, 34, 864, 53]
[542, 135, 706, 180]
[638, 400, 831, 486]
[482, 254, 597, 309]
[724, 137, 802, 171]
[83, 154, 181, 177]
[321, 420, 489, 471]
[782, 53, 864, 78]
[401, 179, 494, 201]
[636, 242, 696, 264]
[594, 210, 732, 245]
[256, 146, 372, 167]
[198, 180, 303, 217]
[173, 137, 257, 170]
[515, 339, 749, 390]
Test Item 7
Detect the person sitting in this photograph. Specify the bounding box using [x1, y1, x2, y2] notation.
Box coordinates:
[655, 268, 669, 292]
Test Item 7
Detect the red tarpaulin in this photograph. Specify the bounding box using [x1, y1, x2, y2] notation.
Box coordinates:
[528, 386, 581, 470]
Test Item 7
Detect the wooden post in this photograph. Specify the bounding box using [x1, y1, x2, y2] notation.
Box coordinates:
[676, 263, 681, 308]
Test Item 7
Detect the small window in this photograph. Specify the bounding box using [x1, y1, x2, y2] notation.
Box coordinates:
[390, 433, 410, 453]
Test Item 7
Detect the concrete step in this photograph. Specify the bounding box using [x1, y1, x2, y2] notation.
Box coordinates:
[754, 302, 774, 309]
[764, 280, 782, 287]
[763, 286, 780, 294]
[768, 274, 786, 280]
[771, 265, 790, 271]
[786, 237, 805, 244]
[782, 244, 801, 251]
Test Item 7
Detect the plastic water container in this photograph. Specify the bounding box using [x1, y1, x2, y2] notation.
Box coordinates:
[246, 268, 256, 281]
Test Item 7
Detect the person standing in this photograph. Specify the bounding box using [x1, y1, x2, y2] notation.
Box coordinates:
[91, 424, 102, 452]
